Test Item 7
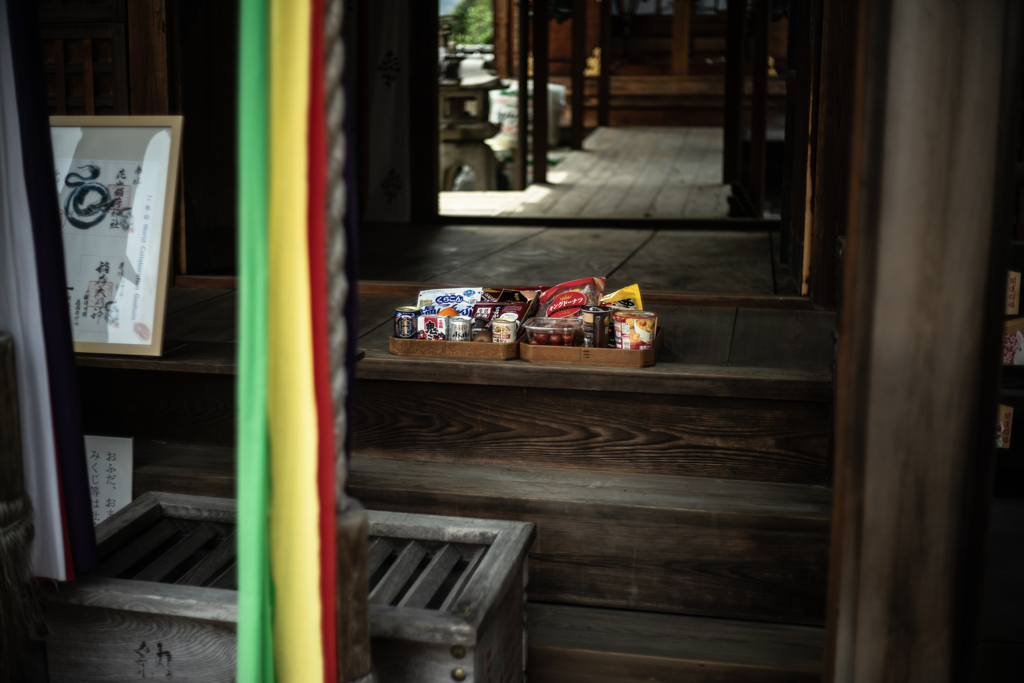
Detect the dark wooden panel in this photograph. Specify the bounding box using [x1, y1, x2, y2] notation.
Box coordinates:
[164, 287, 231, 316]
[354, 379, 831, 485]
[647, 306, 736, 365]
[78, 367, 235, 445]
[163, 291, 236, 343]
[980, 499, 1024, 642]
[609, 231, 775, 295]
[772, 232, 801, 296]
[39, 23, 129, 115]
[359, 226, 545, 282]
[134, 442, 235, 500]
[350, 455, 831, 624]
[36, 1, 126, 23]
[729, 309, 836, 370]
[127, 0, 169, 115]
[527, 603, 823, 683]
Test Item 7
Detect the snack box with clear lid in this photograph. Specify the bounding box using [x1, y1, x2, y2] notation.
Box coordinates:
[523, 317, 583, 347]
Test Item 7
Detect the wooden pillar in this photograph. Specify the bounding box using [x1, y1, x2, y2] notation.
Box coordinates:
[722, 0, 743, 184]
[749, 0, 769, 216]
[571, 0, 587, 149]
[825, 1, 1024, 681]
[808, 0, 859, 311]
[408, 0, 439, 223]
[516, 0, 529, 190]
[672, 0, 691, 75]
[533, 0, 549, 184]
[597, 0, 611, 126]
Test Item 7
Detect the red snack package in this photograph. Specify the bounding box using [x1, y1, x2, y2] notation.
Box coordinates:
[538, 277, 606, 318]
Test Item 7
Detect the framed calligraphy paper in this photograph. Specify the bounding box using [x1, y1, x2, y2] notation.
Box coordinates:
[50, 116, 182, 355]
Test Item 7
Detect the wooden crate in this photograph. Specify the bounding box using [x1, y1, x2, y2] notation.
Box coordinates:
[45, 492, 536, 683]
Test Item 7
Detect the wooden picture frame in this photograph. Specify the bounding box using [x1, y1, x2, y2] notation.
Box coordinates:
[50, 116, 182, 356]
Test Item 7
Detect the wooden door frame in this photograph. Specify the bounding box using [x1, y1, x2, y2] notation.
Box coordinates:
[825, 0, 1024, 680]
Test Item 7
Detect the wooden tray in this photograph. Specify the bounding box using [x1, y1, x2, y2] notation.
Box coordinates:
[389, 335, 520, 360]
[519, 328, 663, 367]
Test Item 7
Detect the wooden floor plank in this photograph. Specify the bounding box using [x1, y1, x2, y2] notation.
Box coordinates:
[544, 130, 654, 217]
[507, 128, 624, 217]
[579, 130, 665, 217]
[608, 231, 775, 295]
[439, 228, 653, 286]
[527, 603, 823, 683]
[729, 310, 836, 370]
[612, 129, 693, 218]
[651, 127, 712, 217]
[359, 225, 544, 282]
[355, 349, 834, 402]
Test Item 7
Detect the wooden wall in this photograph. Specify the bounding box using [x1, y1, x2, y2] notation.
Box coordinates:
[33, 0, 238, 276]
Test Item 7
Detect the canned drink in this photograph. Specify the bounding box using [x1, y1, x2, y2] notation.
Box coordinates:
[394, 306, 420, 339]
[417, 315, 448, 341]
[581, 305, 613, 348]
[491, 318, 518, 343]
[449, 316, 472, 341]
[614, 310, 658, 350]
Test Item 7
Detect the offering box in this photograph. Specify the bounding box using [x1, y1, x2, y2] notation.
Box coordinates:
[519, 328, 664, 368]
[44, 492, 535, 683]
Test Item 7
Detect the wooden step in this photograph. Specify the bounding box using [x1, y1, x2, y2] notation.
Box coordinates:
[80, 288, 835, 485]
[354, 353, 831, 485]
[133, 443, 831, 625]
[525, 603, 822, 683]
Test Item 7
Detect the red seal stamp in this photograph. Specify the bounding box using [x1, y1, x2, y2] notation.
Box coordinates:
[1004, 332, 1021, 365]
[107, 183, 133, 212]
[85, 280, 114, 308]
[133, 322, 151, 341]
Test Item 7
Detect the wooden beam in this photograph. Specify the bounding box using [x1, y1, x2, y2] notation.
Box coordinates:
[517, 0, 529, 189]
[597, 0, 611, 126]
[825, 0, 1024, 680]
[533, 0, 549, 185]
[722, 0, 743, 184]
[749, 0, 769, 216]
[571, 0, 587, 149]
[126, 0, 169, 114]
[672, 0, 691, 75]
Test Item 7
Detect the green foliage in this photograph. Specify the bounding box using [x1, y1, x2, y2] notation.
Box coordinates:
[450, 0, 494, 46]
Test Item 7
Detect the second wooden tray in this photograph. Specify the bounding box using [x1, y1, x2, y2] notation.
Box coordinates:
[518, 328, 663, 367]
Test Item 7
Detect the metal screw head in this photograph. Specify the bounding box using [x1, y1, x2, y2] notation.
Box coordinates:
[451, 645, 466, 659]
[451, 667, 467, 681]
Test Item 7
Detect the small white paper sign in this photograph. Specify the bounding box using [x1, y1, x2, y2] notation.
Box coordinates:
[84, 435, 133, 525]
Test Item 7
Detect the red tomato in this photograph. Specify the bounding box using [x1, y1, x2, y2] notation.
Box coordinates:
[533, 332, 548, 344]
[529, 338, 540, 345]
[549, 333, 563, 345]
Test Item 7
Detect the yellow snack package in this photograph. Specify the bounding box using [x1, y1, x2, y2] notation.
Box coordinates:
[601, 284, 642, 311]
